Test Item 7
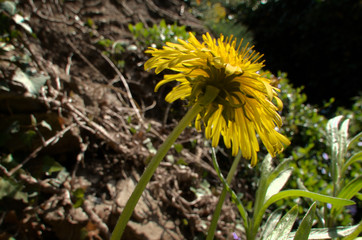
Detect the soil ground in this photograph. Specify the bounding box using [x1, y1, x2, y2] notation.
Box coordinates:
[0, 0, 247, 239]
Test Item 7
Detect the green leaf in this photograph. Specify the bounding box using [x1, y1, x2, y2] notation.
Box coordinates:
[265, 168, 293, 202]
[0, 176, 27, 202]
[293, 202, 316, 240]
[42, 157, 64, 175]
[336, 176, 362, 200]
[128, 23, 134, 33]
[0, 177, 19, 200]
[12, 68, 49, 95]
[326, 116, 343, 158]
[267, 190, 355, 208]
[135, 22, 143, 31]
[159, 19, 167, 29]
[211, 149, 249, 227]
[267, 158, 293, 187]
[288, 224, 361, 240]
[260, 154, 274, 182]
[260, 208, 283, 240]
[23, 129, 36, 145]
[332, 176, 362, 216]
[266, 205, 298, 240]
[173, 143, 183, 153]
[254, 155, 274, 221]
[338, 118, 350, 162]
[348, 131, 362, 150]
[342, 151, 362, 173]
[326, 116, 351, 168]
[253, 189, 355, 233]
[72, 188, 85, 208]
[342, 221, 362, 240]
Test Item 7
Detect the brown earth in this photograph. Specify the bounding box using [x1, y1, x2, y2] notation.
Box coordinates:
[0, 1, 250, 239]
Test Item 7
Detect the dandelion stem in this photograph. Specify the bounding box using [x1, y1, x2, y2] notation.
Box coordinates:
[111, 86, 219, 240]
[207, 150, 242, 240]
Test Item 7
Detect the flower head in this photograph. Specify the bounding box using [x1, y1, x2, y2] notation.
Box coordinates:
[145, 32, 290, 166]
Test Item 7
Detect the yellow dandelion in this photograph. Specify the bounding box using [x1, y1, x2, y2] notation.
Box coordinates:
[144, 32, 290, 166]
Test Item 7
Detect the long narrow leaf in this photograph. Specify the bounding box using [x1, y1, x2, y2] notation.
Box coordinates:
[267, 158, 293, 187]
[342, 220, 362, 240]
[252, 154, 275, 235]
[338, 118, 350, 164]
[348, 131, 362, 150]
[342, 151, 362, 173]
[255, 155, 274, 208]
[337, 176, 362, 200]
[331, 176, 362, 216]
[266, 205, 298, 240]
[326, 116, 343, 193]
[293, 202, 317, 240]
[265, 168, 293, 202]
[260, 208, 283, 240]
[296, 179, 325, 226]
[288, 224, 360, 239]
[211, 149, 249, 227]
[253, 190, 355, 233]
[326, 116, 343, 149]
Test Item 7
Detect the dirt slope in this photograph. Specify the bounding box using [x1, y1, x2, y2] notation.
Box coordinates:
[0, 1, 243, 239]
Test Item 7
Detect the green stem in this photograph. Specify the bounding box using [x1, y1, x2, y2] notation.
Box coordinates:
[206, 150, 242, 240]
[111, 86, 219, 240]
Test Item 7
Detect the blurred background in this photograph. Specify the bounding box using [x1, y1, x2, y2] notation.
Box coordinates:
[0, 0, 361, 239]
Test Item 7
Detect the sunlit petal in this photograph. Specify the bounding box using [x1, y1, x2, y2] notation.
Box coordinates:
[145, 32, 290, 165]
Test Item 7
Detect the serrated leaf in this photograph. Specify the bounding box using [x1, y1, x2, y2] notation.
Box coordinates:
[260, 208, 283, 240]
[265, 168, 293, 202]
[293, 202, 316, 240]
[266, 205, 298, 240]
[12, 69, 49, 95]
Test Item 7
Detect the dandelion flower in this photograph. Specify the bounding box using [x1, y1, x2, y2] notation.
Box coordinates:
[145, 32, 290, 166]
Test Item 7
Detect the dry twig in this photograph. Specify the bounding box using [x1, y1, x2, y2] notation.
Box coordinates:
[8, 123, 76, 176]
[83, 200, 110, 238]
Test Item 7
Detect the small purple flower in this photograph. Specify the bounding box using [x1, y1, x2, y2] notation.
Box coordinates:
[233, 232, 241, 240]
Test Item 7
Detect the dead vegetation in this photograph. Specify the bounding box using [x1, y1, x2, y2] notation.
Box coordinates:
[0, 0, 245, 239]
